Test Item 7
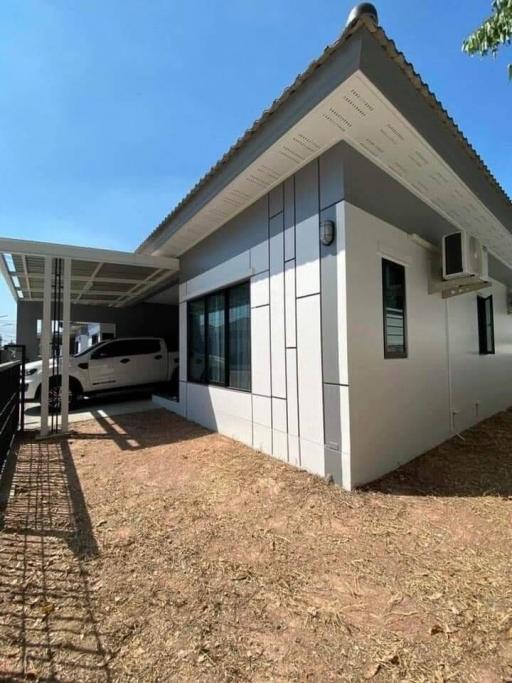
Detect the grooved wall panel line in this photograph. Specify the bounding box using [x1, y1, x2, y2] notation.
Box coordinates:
[270, 211, 287, 400]
[267, 195, 273, 455]
[296, 294, 324, 448]
[285, 260, 297, 348]
[295, 161, 320, 298]
[251, 304, 271, 397]
[284, 176, 295, 261]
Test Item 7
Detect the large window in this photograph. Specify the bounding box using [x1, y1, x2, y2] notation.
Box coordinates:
[477, 295, 495, 355]
[382, 258, 407, 359]
[188, 281, 251, 391]
[207, 292, 226, 384]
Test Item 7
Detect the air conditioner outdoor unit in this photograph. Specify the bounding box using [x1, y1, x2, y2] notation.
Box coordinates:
[442, 231, 488, 280]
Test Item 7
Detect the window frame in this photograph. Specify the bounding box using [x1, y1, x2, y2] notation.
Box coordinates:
[477, 294, 495, 355]
[382, 257, 408, 360]
[187, 297, 206, 384]
[187, 281, 251, 392]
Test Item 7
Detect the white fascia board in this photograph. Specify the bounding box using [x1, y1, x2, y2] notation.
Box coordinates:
[0, 237, 179, 271]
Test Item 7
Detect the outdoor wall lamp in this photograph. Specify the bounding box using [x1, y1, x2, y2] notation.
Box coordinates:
[320, 219, 335, 246]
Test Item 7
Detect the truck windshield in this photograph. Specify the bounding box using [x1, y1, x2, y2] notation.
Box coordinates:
[73, 341, 106, 358]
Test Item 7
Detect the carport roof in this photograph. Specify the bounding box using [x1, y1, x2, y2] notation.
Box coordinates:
[0, 237, 179, 307]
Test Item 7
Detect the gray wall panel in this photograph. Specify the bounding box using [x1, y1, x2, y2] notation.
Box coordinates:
[269, 211, 287, 398]
[180, 196, 268, 281]
[295, 160, 320, 298]
[295, 160, 319, 223]
[325, 446, 343, 485]
[320, 204, 340, 385]
[319, 143, 344, 210]
[323, 383, 341, 452]
[284, 176, 295, 262]
[269, 184, 284, 218]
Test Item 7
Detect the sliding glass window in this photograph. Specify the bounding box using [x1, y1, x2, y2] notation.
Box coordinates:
[188, 281, 251, 391]
[228, 283, 251, 391]
[206, 292, 226, 384]
[188, 299, 206, 382]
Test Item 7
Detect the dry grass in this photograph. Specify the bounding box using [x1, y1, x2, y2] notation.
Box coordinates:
[1, 407, 511, 682]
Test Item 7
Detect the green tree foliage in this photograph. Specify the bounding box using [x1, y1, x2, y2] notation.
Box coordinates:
[462, 0, 512, 77]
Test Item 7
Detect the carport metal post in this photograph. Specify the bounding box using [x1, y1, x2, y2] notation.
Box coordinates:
[60, 257, 71, 433]
[39, 256, 52, 438]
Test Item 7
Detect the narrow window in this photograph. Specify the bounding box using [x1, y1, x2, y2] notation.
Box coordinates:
[188, 298, 206, 382]
[228, 282, 251, 391]
[477, 295, 495, 354]
[206, 292, 226, 384]
[382, 258, 407, 359]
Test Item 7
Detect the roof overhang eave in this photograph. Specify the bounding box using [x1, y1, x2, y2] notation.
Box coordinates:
[137, 18, 511, 261]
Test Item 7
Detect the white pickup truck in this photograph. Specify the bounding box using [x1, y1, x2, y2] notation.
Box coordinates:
[24, 337, 179, 408]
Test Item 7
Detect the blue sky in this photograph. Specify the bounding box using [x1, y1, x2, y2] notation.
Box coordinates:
[1, 0, 511, 343]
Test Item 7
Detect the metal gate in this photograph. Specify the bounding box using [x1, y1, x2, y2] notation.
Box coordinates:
[0, 346, 25, 474]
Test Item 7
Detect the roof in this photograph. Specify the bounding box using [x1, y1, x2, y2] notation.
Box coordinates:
[0, 238, 179, 307]
[137, 14, 511, 256]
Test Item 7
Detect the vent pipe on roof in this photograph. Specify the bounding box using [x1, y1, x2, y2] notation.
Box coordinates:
[346, 3, 378, 26]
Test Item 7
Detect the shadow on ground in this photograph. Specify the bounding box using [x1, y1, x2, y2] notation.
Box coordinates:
[66, 408, 207, 452]
[366, 408, 512, 498]
[0, 437, 112, 682]
[24, 389, 155, 419]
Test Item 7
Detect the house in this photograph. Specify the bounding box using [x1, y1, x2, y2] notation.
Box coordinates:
[73, 322, 116, 354]
[145, 3, 512, 489]
[2, 4, 512, 486]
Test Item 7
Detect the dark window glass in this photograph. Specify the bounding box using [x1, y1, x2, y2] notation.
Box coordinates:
[228, 283, 251, 391]
[92, 340, 125, 359]
[477, 295, 495, 354]
[102, 332, 115, 341]
[188, 299, 206, 382]
[188, 281, 251, 391]
[207, 292, 226, 384]
[133, 339, 160, 355]
[382, 259, 407, 359]
[91, 338, 160, 359]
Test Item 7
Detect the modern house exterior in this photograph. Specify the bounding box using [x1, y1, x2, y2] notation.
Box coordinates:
[146, 5, 512, 489]
[2, 5, 512, 486]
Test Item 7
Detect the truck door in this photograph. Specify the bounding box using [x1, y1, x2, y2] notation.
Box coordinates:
[130, 338, 166, 385]
[88, 340, 136, 389]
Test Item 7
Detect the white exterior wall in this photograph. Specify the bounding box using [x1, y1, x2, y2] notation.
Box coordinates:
[157, 194, 512, 491]
[163, 151, 346, 483]
[345, 202, 512, 486]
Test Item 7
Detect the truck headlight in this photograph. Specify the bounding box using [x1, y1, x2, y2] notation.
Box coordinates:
[25, 368, 38, 376]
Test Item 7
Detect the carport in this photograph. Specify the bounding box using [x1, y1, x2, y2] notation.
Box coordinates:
[0, 237, 179, 437]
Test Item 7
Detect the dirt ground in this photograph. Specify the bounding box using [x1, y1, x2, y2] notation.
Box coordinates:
[0, 407, 511, 682]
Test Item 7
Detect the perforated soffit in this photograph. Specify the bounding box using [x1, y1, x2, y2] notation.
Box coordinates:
[149, 69, 512, 270]
[0, 240, 179, 307]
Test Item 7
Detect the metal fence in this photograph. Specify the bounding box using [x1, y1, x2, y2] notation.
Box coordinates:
[0, 352, 25, 474]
